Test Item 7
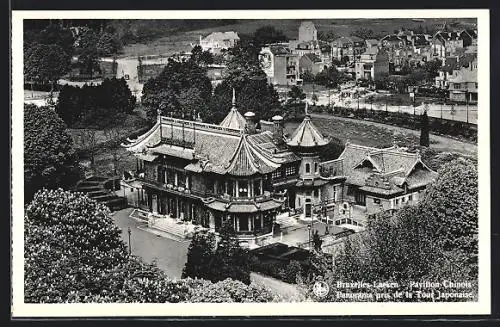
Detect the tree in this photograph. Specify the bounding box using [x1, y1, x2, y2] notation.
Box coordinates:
[253, 25, 287, 48]
[287, 85, 306, 105]
[182, 229, 217, 280]
[420, 110, 430, 146]
[96, 32, 122, 56]
[350, 27, 374, 40]
[24, 105, 82, 201]
[318, 31, 337, 43]
[25, 189, 280, 303]
[37, 23, 75, 57]
[24, 43, 71, 95]
[312, 230, 323, 251]
[209, 223, 251, 284]
[141, 59, 212, 122]
[77, 30, 100, 78]
[420, 158, 478, 264]
[190, 45, 214, 67]
[315, 65, 349, 88]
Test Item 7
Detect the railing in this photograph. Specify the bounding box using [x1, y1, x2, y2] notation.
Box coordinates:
[160, 116, 242, 135]
[160, 137, 195, 149]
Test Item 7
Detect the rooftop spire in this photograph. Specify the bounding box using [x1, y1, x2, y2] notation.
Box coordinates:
[305, 101, 309, 116]
[232, 88, 236, 107]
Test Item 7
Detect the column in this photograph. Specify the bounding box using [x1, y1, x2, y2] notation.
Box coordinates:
[164, 169, 168, 184]
[260, 179, 263, 196]
[261, 214, 264, 229]
[225, 180, 228, 194]
[174, 172, 178, 186]
[236, 216, 240, 232]
[248, 215, 251, 231]
[209, 212, 215, 229]
[152, 194, 158, 214]
[185, 175, 189, 189]
[235, 180, 239, 197]
[249, 180, 253, 198]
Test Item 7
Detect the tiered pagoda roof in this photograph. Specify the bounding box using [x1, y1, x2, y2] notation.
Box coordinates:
[219, 89, 246, 130]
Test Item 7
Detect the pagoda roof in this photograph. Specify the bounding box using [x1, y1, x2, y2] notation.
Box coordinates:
[286, 114, 329, 148]
[122, 116, 299, 177]
[220, 107, 246, 130]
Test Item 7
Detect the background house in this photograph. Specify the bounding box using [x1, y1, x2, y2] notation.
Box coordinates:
[199, 31, 240, 54]
[260, 45, 300, 86]
[299, 53, 324, 75]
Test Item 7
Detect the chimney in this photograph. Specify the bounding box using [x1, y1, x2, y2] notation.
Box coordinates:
[244, 111, 256, 134]
[272, 115, 284, 145]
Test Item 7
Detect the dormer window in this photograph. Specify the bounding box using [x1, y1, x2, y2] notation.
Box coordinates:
[305, 163, 311, 173]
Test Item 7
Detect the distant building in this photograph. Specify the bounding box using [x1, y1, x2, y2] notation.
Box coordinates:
[299, 53, 324, 75]
[320, 143, 438, 221]
[431, 31, 464, 59]
[330, 36, 366, 63]
[260, 45, 300, 86]
[447, 60, 478, 103]
[298, 21, 318, 42]
[199, 31, 240, 54]
[459, 29, 478, 47]
[354, 48, 389, 81]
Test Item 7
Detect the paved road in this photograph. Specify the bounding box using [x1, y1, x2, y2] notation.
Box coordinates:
[111, 208, 189, 279]
[309, 113, 477, 157]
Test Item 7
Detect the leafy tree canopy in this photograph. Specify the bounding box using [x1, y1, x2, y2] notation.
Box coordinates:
[24, 105, 81, 201]
[24, 43, 71, 90]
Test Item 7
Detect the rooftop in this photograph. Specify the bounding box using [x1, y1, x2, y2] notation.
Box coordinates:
[286, 107, 329, 148]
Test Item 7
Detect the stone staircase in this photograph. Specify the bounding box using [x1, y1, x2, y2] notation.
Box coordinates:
[130, 209, 197, 241]
[75, 176, 128, 211]
[276, 212, 300, 230]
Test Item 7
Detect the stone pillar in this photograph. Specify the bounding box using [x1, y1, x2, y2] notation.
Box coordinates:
[152, 194, 158, 214]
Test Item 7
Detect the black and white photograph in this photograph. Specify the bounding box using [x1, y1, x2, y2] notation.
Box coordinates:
[11, 9, 490, 317]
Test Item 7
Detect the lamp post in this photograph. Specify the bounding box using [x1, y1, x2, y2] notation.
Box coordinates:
[127, 226, 132, 255]
[308, 224, 312, 282]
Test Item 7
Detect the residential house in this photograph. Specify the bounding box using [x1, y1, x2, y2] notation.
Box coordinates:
[431, 31, 464, 60]
[331, 36, 366, 64]
[319, 143, 438, 226]
[260, 45, 300, 86]
[299, 53, 325, 75]
[459, 29, 478, 47]
[199, 31, 240, 54]
[354, 48, 389, 81]
[447, 59, 478, 103]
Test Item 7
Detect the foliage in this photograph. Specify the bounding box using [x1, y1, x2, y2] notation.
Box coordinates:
[318, 137, 345, 162]
[141, 58, 212, 122]
[350, 27, 374, 40]
[209, 223, 252, 284]
[182, 223, 251, 285]
[287, 85, 306, 105]
[315, 65, 350, 88]
[312, 230, 323, 251]
[182, 229, 217, 280]
[252, 25, 287, 47]
[190, 45, 214, 67]
[420, 110, 430, 146]
[24, 43, 71, 91]
[420, 158, 478, 263]
[25, 189, 280, 303]
[96, 32, 122, 56]
[249, 257, 304, 284]
[56, 78, 136, 128]
[76, 29, 100, 77]
[317, 30, 337, 43]
[24, 105, 82, 201]
[37, 23, 75, 56]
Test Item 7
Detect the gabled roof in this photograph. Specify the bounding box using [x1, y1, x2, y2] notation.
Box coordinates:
[203, 31, 240, 42]
[336, 143, 438, 195]
[269, 45, 292, 55]
[286, 113, 329, 148]
[302, 53, 322, 63]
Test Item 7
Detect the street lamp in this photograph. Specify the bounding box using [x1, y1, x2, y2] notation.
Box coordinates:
[127, 226, 132, 255]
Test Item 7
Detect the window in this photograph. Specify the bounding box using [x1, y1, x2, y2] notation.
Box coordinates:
[409, 194, 413, 201]
[305, 163, 310, 173]
[373, 198, 381, 204]
[314, 189, 319, 197]
[395, 198, 399, 205]
[355, 192, 366, 206]
[272, 170, 281, 179]
[314, 162, 318, 173]
[239, 181, 248, 197]
[253, 179, 261, 196]
[286, 166, 295, 176]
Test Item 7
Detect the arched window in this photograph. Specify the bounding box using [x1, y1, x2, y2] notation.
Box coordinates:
[305, 163, 310, 173]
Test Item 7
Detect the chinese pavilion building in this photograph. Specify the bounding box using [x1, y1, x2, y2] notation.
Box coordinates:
[122, 97, 438, 244]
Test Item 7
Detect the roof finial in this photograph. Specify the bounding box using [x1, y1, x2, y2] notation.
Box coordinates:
[232, 88, 236, 107]
[305, 101, 309, 116]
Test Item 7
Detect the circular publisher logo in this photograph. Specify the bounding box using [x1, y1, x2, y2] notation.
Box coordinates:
[312, 281, 330, 298]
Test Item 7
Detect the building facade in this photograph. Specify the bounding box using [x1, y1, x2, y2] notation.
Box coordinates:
[260, 45, 300, 86]
[199, 31, 240, 54]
